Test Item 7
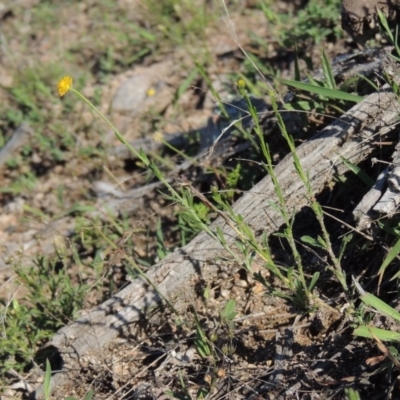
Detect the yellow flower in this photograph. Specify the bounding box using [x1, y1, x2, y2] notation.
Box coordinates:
[57, 75, 73, 97]
[147, 87, 156, 97]
[153, 131, 164, 143]
[237, 78, 246, 89]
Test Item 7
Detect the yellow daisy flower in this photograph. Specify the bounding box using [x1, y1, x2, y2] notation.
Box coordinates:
[57, 75, 73, 97]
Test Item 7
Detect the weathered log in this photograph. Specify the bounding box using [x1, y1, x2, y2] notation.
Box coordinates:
[341, 0, 400, 45]
[32, 80, 400, 398]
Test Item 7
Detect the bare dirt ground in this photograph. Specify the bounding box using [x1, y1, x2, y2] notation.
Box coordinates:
[1, 0, 400, 399]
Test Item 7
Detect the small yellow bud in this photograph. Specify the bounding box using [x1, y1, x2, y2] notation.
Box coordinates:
[147, 87, 156, 97]
[237, 78, 246, 89]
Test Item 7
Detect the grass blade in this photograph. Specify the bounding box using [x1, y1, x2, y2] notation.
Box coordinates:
[354, 326, 400, 341]
[340, 156, 374, 186]
[360, 292, 400, 322]
[279, 78, 363, 102]
[321, 50, 336, 90]
[378, 237, 400, 285]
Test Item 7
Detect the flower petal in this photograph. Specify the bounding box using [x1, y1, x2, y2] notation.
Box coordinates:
[57, 76, 73, 97]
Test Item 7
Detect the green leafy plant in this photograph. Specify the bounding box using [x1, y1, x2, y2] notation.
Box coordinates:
[193, 315, 212, 359]
[281, 49, 363, 114]
[0, 255, 87, 374]
[3, 1, 383, 398]
[353, 287, 400, 373]
[43, 359, 51, 400]
[259, 0, 342, 48]
[354, 290, 400, 342]
[142, 0, 214, 51]
[345, 388, 361, 400]
[377, 8, 400, 55]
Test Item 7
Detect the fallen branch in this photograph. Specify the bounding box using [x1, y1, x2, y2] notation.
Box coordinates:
[33, 79, 400, 397]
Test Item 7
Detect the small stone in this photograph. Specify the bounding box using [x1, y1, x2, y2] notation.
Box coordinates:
[251, 281, 265, 295]
[234, 279, 248, 288]
[183, 347, 196, 363]
[112, 75, 153, 114]
[220, 288, 230, 299]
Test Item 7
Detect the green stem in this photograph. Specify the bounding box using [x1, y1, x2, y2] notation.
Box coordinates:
[71, 88, 147, 165]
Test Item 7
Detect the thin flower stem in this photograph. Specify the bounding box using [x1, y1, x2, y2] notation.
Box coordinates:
[162, 139, 194, 161]
[70, 88, 146, 164]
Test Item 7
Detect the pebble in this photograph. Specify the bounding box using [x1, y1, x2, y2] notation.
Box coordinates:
[234, 279, 248, 288]
[219, 272, 229, 280]
[112, 75, 153, 114]
[220, 288, 230, 299]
